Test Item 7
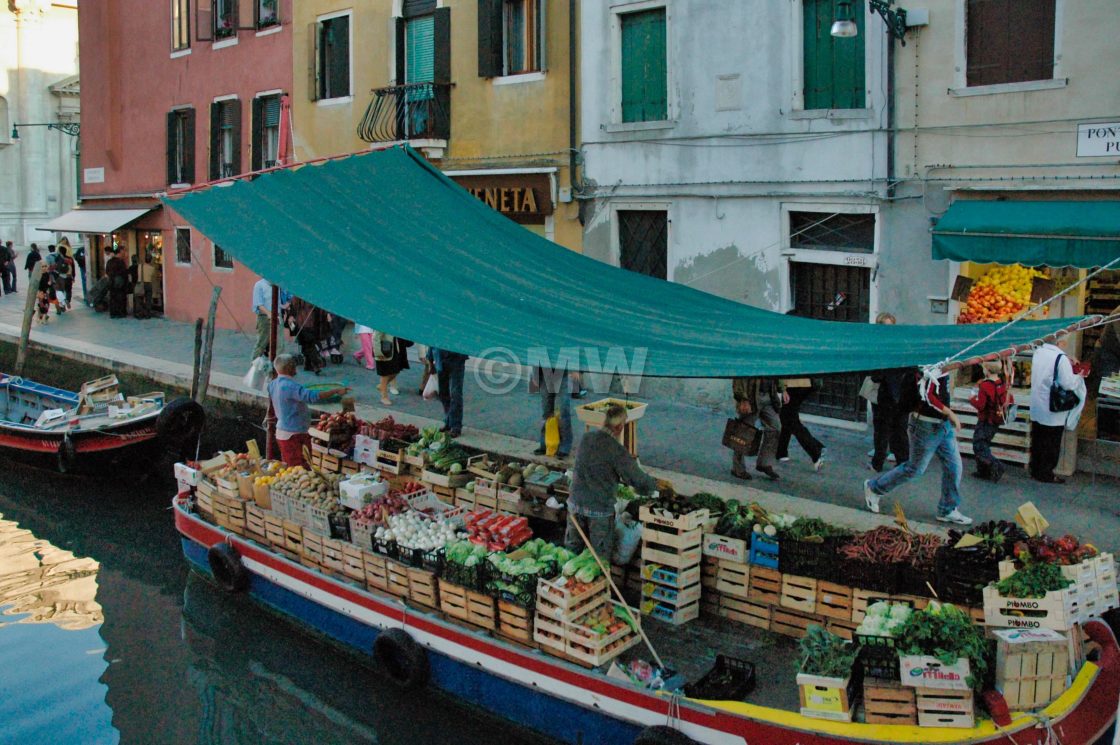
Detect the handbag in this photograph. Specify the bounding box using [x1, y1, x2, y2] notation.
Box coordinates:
[859, 376, 879, 402]
[722, 418, 761, 456]
[1049, 354, 1081, 413]
[380, 339, 395, 357]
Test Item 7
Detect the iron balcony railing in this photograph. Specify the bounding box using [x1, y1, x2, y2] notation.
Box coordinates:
[357, 82, 451, 144]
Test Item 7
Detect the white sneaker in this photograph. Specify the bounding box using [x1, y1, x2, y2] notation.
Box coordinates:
[863, 480, 881, 514]
[389, 387, 400, 395]
[778, 456, 791, 463]
[814, 452, 826, 472]
[937, 510, 974, 526]
[866, 448, 874, 457]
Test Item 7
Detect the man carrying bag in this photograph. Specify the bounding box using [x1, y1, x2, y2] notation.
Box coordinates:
[727, 377, 783, 481]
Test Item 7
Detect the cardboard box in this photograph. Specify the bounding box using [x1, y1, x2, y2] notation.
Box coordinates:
[702, 533, 748, 563]
[797, 672, 855, 721]
[352, 434, 379, 467]
[900, 655, 971, 690]
[339, 473, 388, 510]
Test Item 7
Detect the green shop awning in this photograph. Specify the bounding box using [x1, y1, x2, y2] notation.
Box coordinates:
[163, 147, 1087, 378]
[931, 200, 1120, 269]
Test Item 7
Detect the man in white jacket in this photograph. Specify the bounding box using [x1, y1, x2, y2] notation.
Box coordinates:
[1029, 337, 1086, 484]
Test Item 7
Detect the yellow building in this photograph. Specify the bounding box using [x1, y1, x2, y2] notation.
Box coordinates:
[291, 0, 580, 251]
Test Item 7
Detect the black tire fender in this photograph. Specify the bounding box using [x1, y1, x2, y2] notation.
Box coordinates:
[157, 397, 206, 445]
[208, 542, 250, 593]
[634, 725, 697, 745]
[373, 628, 430, 690]
[57, 433, 77, 473]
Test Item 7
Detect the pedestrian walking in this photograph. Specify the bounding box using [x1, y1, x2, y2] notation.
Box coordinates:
[969, 359, 1014, 483]
[432, 348, 468, 437]
[73, 244, 88, 305]
[864, 370, 973, 525]
[325, 312, 347, 364]
[776, 376, 825, 470]
[1029, 336, 1086, 484]
[0, 240, 16, 294]
[251, 277, 274, 360]
[869, 366, 915, 472]
[373, 331, 410, 405]
[352, 323, 375, 369]
[285, 297, 326, 374]
[105, 250, 130, 318]
[567, 403, 657, 560]
[24, 243, 41, 282]
[55, 245, 75, 312]
[731, 377, 784, 480]
[532, 366, 573, 458]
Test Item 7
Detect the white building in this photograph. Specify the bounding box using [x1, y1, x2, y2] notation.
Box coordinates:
[0, 1, 80, 250]
[578, 0, 940, 417]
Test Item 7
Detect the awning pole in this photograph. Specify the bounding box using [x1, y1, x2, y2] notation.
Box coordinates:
[264, 285, 279, 460]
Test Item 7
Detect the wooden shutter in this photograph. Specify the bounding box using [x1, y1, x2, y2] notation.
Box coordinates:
[803, 0, 863, 110]
[434, 7, 452, 83]
[308, 21, 321, 100]
[537, 0, 547, 72]
[196, 0, 213, 40]
[229, 98, 242, 175]
[209, 102, 221, 180]
[620, 9, 666, 123]
[329, 16, 351, 98]
[966, 0, 1009, 86]
[251, 97, 263, 172]
[395, 17, 406, 82]
[477, 0, 503, 77]
[183, 108, 196, 183]
[969, 0, 1054, 86]
[166, 112, 178, 185]
[1013, 0, 1055, 83]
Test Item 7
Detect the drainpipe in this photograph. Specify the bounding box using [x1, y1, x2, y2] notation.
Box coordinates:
[568, 0, 578, 194]
[885, 32, 896, 200]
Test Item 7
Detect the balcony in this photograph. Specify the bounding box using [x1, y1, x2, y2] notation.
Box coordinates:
[357, 82, 451, 153]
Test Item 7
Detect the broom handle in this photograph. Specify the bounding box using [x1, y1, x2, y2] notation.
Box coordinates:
[567, 512, 664, 670]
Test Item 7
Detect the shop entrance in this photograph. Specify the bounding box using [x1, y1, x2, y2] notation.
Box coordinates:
[791, 261, 870, 421]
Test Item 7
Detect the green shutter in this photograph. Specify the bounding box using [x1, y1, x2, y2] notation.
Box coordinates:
[803, 0, 864, 110]
[621, 9, 667, 123]
[406, 16, 435, 84]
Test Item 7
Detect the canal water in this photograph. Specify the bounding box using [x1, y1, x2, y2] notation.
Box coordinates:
[0, 464, 555, 745]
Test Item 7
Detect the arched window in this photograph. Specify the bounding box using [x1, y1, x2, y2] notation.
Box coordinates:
[0, 97, 10, 145]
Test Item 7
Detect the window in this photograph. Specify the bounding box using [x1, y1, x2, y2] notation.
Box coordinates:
[967, 0, 1055, 87]
[256, 0, 279, 30]
[618, 210, 668, 280]
[209, 98, 241, 180]
[312, 14, 351, 101]
[165, 108, 196, 185]
[0, 96, 9, 145]
[619, 8, 667, 123]
[252, 94, 282, 171]
[175, 228, 192, 265]
[478, 0, 544, 77]
[790, 211, 875, 254]
[172, 0, 190, 51]
[213, 243, 234, 269]
[213, 0, 237, 38]
[802, 0, 864, 109]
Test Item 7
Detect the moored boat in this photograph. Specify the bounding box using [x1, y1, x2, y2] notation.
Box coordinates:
[174, 494, 1120, 745]
[0, 374, 202, 473]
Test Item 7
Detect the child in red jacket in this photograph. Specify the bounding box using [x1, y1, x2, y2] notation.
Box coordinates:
[969, 360, 1014, 483]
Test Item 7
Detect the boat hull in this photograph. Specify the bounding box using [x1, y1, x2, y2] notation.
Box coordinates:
[0, 417, 161, 473]
[175, 499, 1120, 745]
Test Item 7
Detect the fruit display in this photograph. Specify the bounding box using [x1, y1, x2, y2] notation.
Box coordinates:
[570, 603, 638, 640]
[465, 510, 532, 550]
[252, 461, 284, 488]
[361, 415, 419, 442]
[1012, 534, 1099, 566]
[958, 264, 1048, 324]
[375, 512, 464, 553]
[313, 412, 362, 450]
[270, 465, 341, 507]
[350, 492, 412, 528]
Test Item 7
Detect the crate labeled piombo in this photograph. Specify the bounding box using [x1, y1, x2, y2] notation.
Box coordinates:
[983, 584, 1079, 631]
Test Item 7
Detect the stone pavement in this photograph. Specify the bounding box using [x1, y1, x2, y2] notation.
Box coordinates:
[1, 284, 1118, 551]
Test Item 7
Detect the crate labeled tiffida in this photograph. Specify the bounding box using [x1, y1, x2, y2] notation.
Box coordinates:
[701, 533, 748, 563]
[899, 655, 971, 691]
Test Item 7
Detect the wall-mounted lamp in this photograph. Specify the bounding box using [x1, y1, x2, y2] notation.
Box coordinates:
[11, 122, 81, 141]
[831, 0, 912, 45]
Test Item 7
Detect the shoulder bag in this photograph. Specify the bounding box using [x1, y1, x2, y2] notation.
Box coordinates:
[1049, 354, 1081, 413]
[722, 418, 761, 456]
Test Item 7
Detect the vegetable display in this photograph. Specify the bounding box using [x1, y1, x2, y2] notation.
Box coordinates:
[465, 510, 532, 550]
[779, 517, 852, 543]
[840, 526, 924, 565]
[797, 625, 859, 678]
[375, 512, 463, 553]
[349, 491, 412, 527]
[314, 411, 361, 434]
[270, 466, 341, 507]
[562, 549, 606, 584]
[946, 520, 1028, 561]
[1013, 534, 1099, 566]
[894, 601, 990, 691]
[714, 502, 755, 540]
[996, 562, 1073, 598]
[362, 415, 419, 443]
[855, 601, 913, 638]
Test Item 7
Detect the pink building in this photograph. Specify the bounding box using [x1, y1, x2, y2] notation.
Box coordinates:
[71, 0, 292, 331]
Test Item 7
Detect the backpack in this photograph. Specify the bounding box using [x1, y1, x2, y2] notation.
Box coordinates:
[969, 378, 1009, 425]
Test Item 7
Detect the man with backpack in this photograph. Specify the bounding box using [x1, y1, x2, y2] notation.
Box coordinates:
[969, 359, 1014, 483]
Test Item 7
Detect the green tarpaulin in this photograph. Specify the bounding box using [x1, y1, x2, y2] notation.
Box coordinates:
[931, 200, 1120, 268]
[164, 146, 1084, 378]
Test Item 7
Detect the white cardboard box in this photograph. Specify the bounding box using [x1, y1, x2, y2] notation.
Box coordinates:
[900, 655, 971, 690]
[352, 434, 379, 467]
[339, 474, 388, 510]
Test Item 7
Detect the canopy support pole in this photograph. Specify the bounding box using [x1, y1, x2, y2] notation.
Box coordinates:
[265, 285, 279, 460]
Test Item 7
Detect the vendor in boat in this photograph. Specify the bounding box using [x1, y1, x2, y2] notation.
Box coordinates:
[268, 354, 349, 467]
[567, 403, 657, 560]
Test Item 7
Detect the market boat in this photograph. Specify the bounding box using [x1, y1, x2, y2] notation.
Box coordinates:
[174, 495, 1120, 745]
[0, 374, 203, 472]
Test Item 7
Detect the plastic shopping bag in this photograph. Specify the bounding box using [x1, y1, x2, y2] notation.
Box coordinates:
[544, 414, 560, 456]
[612, 512, 642, 566]
[243, 356, 271, 392]
[422, 374, 439, 401]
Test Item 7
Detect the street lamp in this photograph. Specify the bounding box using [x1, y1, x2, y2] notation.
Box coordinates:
[831, 0, 910, 45]
[11, 122, 81, 140]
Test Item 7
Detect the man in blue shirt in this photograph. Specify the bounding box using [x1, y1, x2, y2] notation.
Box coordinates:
[431, 348, 468, 437]
[267, 354, 348, 466]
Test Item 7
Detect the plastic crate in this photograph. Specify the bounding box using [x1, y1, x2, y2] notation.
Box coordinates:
[684, 655, 757, 700]
[329, 511, 351, 542]
[442, 560, 490, 593]
[748, 534, 779, 569]
[860, 641, 901, 680]
[839, 558, 901, 595]
[372, 535, 400, 560]
[399, 546, 446, 574]
[935, 548, 1000, 607]
[349, 516, 375, 550]
[304, 502, 333, 536]
[779, 537, 844, 582]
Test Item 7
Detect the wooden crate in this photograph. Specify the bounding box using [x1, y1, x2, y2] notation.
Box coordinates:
[386, 560, 410, 598]
[283, 519, 304, 554]
[407, 567, 439, 608]
[983, 585, 1078, 631]
[748, 566, 782, 605]
[826, 617, 859, 641]
[771, 607, 825, 639]
[497, 600, 534, 645]
[641, 525, 703, 551]
[264, 512, 285, 549]
[641, 580, 701, 608]
[715, 560, 750, 600]
[533, 612, 569, 655]
[440, 581, 497, 630]
[454, 488, 476, 511]
[302, 531, 324, 565]
[641, 544, 702, 569]
[700, 596, 721, 618]
[300, 556, 323, 572]
[321, 536, 344, 575]
[641, 599, 699, 625]
[719, 595, 770, 629]
[341, 543, 366, 582]
[851, 588, 892, 623]
[701, 556, 719, 590]
[245, 502, 267, 544]
[816, 581, 854, 621]
[340, 459, 360, 475]
[864, 677, 917, 725]
[537, 577, 609, 621]
[916, 688, 974, 729]
[363, 551, 389, 592]
[994, 628, 1071, 710]
[213, 492, 248, 535]
[781, 574, 818, 613]
[567, 622, 641, 667]
[640, 563, 701, 589]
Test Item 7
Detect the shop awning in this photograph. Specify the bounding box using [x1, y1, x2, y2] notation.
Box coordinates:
[931, 200, 1120, 268]
[162, 146, 1089, 378]
[38, 208, 154, 234]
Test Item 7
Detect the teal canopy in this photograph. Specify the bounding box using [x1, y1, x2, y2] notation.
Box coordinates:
[164, 146, 1085, 378]
[931, 200, 1120, 269]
